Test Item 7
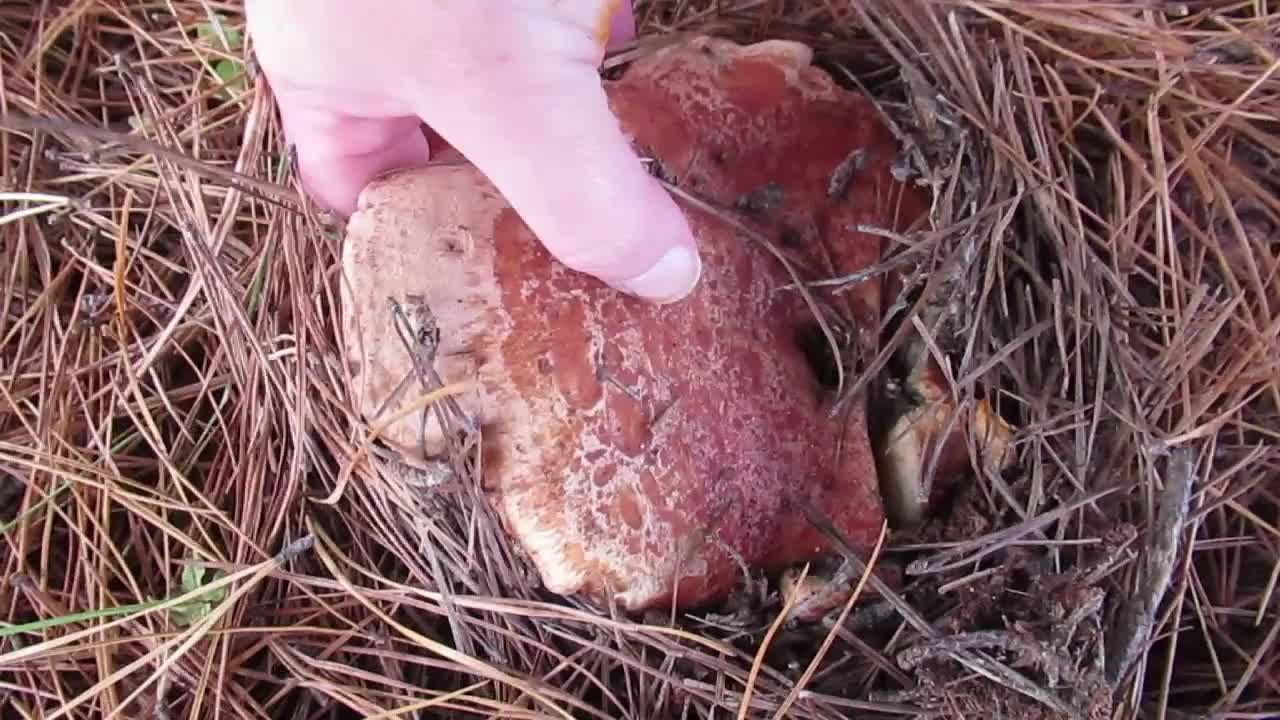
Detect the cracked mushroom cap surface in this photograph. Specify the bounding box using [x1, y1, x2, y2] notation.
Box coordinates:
[341, 35, 926, 611]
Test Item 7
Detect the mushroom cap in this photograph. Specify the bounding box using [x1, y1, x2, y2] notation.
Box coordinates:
[341, 35, 925, 611]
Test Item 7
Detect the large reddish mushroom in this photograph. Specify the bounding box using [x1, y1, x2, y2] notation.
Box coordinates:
[340, 36, 926, 612]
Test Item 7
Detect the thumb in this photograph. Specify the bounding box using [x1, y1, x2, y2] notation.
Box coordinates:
[421, 64, 702, 305]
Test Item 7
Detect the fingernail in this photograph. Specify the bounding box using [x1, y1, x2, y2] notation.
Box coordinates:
[616, 246, 702, 304]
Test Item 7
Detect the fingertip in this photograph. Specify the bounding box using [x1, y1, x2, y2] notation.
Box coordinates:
[422, 63, 706, 302]
[614, 244, 703, 304]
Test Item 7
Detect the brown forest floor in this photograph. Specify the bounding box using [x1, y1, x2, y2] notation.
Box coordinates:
[2, 2, 1279, 719]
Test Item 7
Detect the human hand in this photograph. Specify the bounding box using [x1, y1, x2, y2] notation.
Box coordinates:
[245, 0, 702, 304]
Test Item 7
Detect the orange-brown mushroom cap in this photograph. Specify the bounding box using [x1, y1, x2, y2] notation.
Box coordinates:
[341, 36, 926, 611]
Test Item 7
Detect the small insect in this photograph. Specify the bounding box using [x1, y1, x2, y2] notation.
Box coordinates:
[735, 181, 785, 214]
[827, 147, 866, 199]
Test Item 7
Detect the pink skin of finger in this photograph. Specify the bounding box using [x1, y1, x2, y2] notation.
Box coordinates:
[245, 0, 701, 304]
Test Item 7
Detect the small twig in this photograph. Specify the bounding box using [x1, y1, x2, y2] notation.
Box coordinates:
[897, 630, 1081, 687]
[778, 240, 925, 293]
[154, 648, 172, 720]
[273, 534, 315, 564]
[1105, 447, 1197, 686]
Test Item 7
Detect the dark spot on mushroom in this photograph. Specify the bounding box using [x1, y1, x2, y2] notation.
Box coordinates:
[778, 226, 804, 249]
[794, 322, 840, 389]
[735, 181, 785, 215]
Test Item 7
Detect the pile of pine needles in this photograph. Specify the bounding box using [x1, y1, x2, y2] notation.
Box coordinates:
[1, 2, 1277, 718]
